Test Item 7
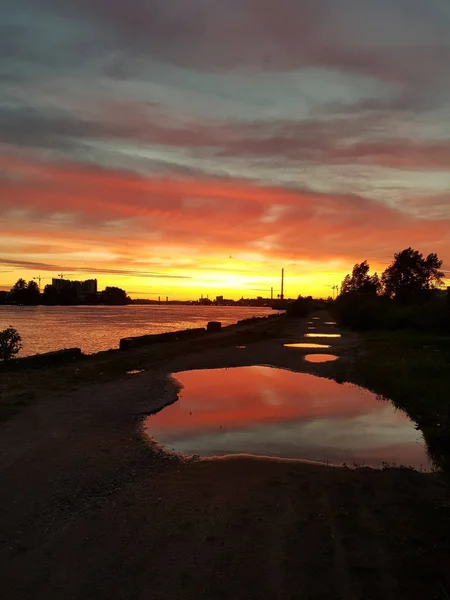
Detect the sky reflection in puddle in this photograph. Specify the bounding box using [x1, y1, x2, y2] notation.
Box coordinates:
[304, 354, 339, 363]
[304, 333, 341, 338]
[145, 366, 430, 469]
[284, 343, 332, 349]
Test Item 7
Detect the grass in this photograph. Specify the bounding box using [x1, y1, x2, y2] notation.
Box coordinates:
[344, 329, 450, 471]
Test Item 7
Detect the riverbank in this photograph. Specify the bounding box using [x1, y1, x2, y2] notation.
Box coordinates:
[0, 304, 278, 356]
[1, 312, 450, 599]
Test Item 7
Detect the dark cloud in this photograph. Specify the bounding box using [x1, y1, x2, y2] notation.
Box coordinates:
[0, 258, 191, 278]
[2, 97, 449, 172]
[3, 0, 450, 86]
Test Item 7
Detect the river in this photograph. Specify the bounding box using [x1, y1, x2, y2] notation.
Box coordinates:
[0, 305, 277, 356]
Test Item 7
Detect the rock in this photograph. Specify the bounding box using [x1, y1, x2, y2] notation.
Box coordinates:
[119, 338, 134, 351]
[207, 321, 222, 333]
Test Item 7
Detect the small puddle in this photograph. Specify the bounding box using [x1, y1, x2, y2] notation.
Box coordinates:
[304, 333, 341, 339]
[304, 354, 339, 363]
[145, 366, 430, 469]
[284, 343, 332, 349]
[126, 369, 145, 375]
[325, 321, 337, 325]
[308, 327, 316, 330]
[237, 346, 246, 349]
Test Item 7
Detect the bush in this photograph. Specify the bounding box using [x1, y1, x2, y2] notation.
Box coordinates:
[286, 296, 314, 318]
[333, 294, 450, 333]
[0, 327, 22, 361]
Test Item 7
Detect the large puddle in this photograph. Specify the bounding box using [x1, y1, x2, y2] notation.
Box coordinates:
[145, 366, 430, 470]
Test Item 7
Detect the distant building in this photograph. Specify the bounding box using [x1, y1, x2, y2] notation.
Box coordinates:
[51, 278, 98, 298]
[52, 278, 71, 291]
[82, 279, 98, 294]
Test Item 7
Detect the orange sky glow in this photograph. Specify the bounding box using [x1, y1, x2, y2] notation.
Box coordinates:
[1, 1, 449, 299]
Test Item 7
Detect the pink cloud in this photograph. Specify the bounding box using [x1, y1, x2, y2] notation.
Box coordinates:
[1, 154, 449, 275]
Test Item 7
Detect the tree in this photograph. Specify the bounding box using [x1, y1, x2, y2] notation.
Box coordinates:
[42, 284, 59, 305]
[10, 279, 41, 305]
[339, 261, 381, 297]
[100, 286, 130, 305]
[25, 280, 40, 305]
[382, 247, 444, 304]
[59, 287, 80, 306]
[0, 327, 22, 361]
[10, 278, 28, 305]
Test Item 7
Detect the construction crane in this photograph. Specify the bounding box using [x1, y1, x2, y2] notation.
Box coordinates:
[33, 275, 49, 290]
[325, 284, 339, 299]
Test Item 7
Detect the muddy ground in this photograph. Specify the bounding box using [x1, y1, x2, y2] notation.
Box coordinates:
[1, 313, 449, 599]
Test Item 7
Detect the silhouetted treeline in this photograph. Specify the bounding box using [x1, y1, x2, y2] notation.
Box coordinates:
[333, 247, 449, 332]
[286, 296, 327, 318]
[2, 280, 131, 306]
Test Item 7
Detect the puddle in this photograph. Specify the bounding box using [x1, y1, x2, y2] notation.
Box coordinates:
[325, 321, 337, 325]
[126, 369, 145, 375]
[308, 327, 316, 330]
[312, 317, 320, 320]
[284, 343, 332, 349]
[145, 366, 430, 469]
[304, 354, 339, 363]
[237, 346, 246, 349]
[304, 333, 341, 339]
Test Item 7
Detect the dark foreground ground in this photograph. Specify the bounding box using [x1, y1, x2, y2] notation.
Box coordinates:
[1, 313, 450, 599]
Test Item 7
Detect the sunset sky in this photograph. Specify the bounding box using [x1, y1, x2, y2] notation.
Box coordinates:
[1, 0, 450, 299]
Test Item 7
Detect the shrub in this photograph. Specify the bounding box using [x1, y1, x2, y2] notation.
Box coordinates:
[0, 327, 22, 361]
[286, 296, 314, 318]
[333, 294, 450, 333]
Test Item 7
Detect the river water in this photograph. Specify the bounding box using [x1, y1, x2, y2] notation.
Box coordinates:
[0, 305, 277, 356]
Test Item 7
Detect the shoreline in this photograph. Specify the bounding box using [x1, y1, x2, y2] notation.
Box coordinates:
[1, 310, 449, 599]
[2, 309, 282, 362]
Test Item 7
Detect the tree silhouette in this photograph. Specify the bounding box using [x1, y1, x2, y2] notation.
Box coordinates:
[26, 280, 40, 305]
[382, 247, 444, 304]
[42, 284, 59, 305]
[10, 279, 41, 305]
[0, 327, 22, 361]
[340, 261, 380, 296]
[101, 286, 130, 305]
[10, 279, 28, 304]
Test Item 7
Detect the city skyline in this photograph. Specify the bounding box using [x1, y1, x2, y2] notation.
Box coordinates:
[1, 0, 449, 299]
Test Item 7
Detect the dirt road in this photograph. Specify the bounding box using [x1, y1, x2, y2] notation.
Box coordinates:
[1, 313, 449, 599]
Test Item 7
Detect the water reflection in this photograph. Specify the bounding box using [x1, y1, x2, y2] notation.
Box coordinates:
[145, 366, 430, 469]
[284, 343, 332, 349]
[304, 354, 339, 363]
[304, 333, 341, 338]
[325, 321, 337, 325]
[126, 369, 145, 375]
